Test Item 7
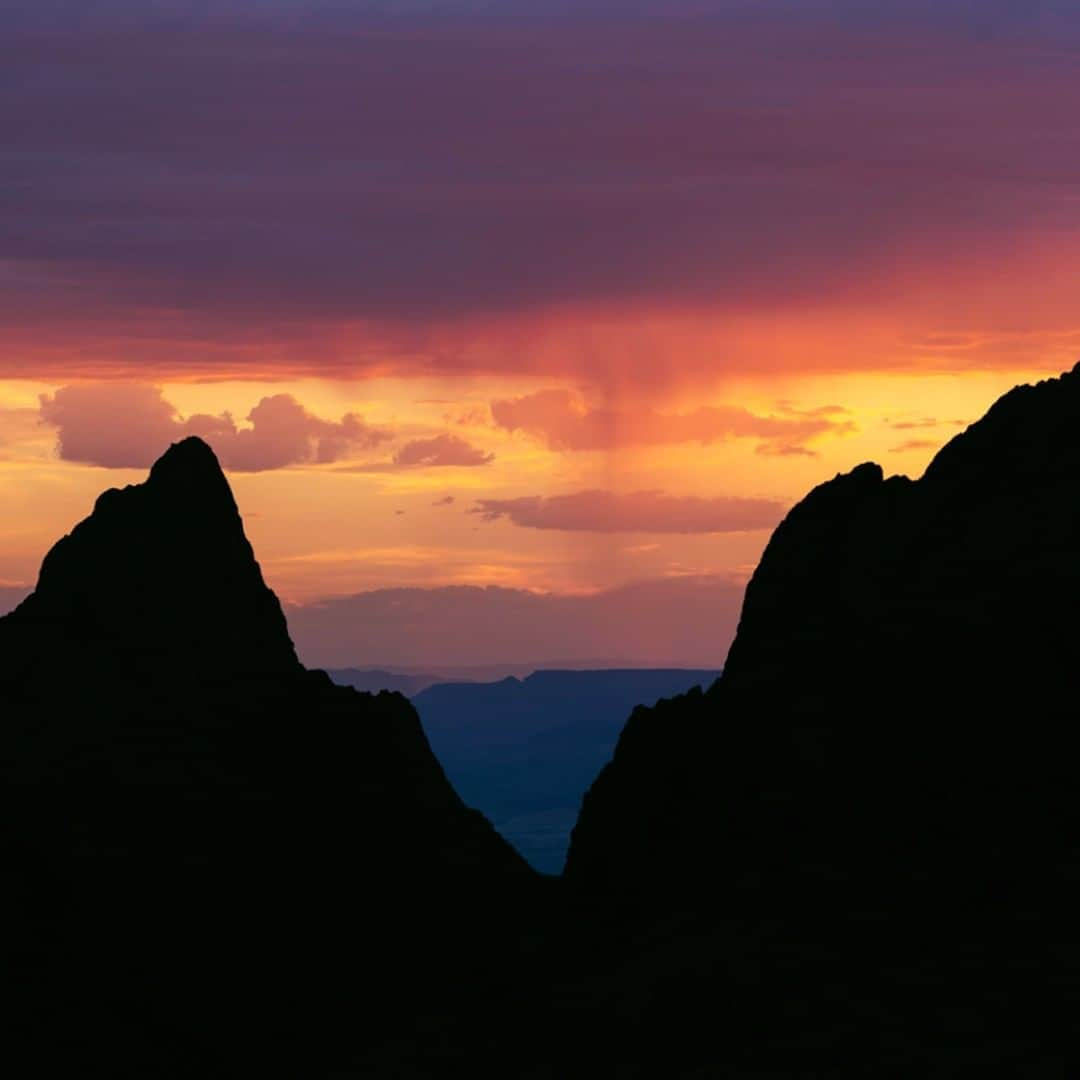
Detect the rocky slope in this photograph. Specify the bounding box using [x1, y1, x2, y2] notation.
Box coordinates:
[1, 438, 533, 1076]
[558, 367, 1080, 1070]
[567, 366, 1080, 903]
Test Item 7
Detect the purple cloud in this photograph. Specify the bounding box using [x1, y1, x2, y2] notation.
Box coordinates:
[39, 384, 390, 471]
[393, 434, 494, 468]
[4, 4, 1080, 378]
[472, 490, 785, 533]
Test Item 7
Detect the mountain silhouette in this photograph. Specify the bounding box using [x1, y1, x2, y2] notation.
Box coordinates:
[4, 437, 299, 683]
[567, 366, 1080, 899]
[560, 367, 1080, 1069]
[1, 438, 532, 1076]
[328, 666, 452, 696]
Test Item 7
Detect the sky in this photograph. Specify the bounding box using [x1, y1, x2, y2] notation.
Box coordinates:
[3, 0, 1078, 666]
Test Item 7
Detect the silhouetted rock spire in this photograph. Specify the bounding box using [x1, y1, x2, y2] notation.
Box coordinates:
[1, 438, 532, 1076]
[7, 437, 298, 679]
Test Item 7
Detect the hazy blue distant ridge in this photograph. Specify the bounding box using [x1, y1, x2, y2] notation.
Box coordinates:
[404, 668, 720, 873]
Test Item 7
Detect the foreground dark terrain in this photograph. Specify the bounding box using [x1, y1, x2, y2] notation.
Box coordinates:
[6, 366, 1080, 1074]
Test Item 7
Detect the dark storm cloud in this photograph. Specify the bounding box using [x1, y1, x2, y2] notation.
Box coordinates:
[5, 2, 1080, 376]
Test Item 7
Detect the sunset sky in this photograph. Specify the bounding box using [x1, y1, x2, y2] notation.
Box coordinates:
[3, 1, 1077, 665]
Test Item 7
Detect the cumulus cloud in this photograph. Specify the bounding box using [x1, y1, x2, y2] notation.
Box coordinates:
[392, 434, 494, 468]
[471, 490, 785, 534]
[490, 390, 853, 456]
[38, 383, 390, 471]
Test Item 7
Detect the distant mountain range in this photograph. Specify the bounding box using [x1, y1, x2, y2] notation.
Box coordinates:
[326, 660, 680, 698]
[328, 667, 450, 697]
[328, 667, 719, 873]
[409, 669, 719, 873]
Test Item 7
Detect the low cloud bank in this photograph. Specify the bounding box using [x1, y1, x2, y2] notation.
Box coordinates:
[286, 577, 745, 670]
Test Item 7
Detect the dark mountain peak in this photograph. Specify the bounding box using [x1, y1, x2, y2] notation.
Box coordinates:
[4, 437, 297, 677]
[145, 435, 238, 508]
[779, 460, 890, 527]
[3, 438, 533, 1072]
[923, 361, 1080, 487]
[87, 437, 237, 523]
[768, 365, 1080, 542]
[152, 433, 222, 469]
[824, 459, 882, 488]
[566, 363, 1080, 906]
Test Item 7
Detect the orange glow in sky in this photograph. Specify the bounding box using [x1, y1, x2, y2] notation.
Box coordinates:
[0, 363, 1060, 605]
